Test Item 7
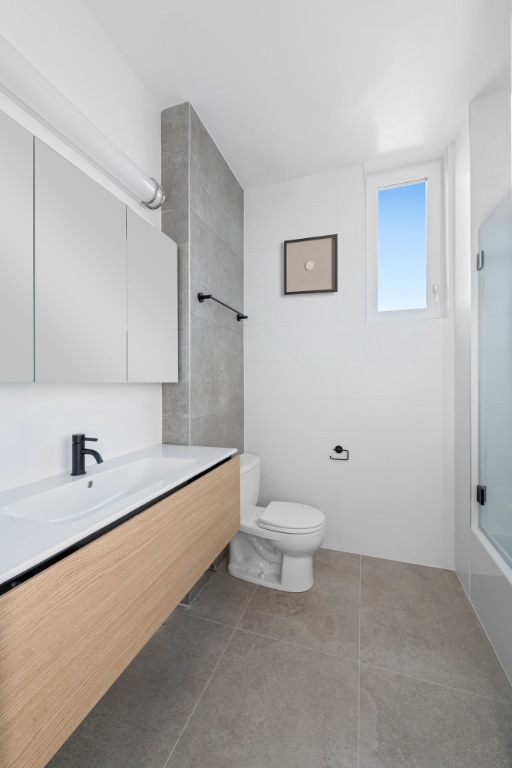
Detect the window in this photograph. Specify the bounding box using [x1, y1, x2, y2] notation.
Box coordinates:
[365, 161, 444, 321]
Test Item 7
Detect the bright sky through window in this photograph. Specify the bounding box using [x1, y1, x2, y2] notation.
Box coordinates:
[377, 181, 427, 312]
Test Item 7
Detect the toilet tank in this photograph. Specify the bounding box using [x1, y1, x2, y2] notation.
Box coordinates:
[239, 453, 261, 510]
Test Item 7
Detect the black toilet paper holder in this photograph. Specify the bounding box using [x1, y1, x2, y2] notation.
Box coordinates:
[330, 445, 349, 461]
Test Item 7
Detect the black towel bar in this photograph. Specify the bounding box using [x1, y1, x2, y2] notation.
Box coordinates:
[197, 292, 248, 321]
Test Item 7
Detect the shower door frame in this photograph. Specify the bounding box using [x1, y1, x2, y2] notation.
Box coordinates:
[474, 191, 512, 577]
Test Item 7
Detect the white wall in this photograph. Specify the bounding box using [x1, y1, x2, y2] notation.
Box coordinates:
[0, 1, 164, 491]
[245, 166, 455, 569]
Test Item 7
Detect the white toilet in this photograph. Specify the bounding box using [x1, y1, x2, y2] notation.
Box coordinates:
[228, 453, 325, 592]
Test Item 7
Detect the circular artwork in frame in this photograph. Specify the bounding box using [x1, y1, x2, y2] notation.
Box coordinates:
[284, 234, 338, 294]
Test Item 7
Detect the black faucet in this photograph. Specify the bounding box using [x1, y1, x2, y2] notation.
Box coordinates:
[71, 434, 104, 476]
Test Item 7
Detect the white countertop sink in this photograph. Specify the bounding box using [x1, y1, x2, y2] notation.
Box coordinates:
[0, 444, 237, 587]
[3, 457, 197, 524]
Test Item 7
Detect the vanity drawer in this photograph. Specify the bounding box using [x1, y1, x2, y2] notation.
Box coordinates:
[0, 455, 239, 768]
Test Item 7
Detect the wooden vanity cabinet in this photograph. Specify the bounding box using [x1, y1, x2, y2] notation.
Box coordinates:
[0, 456, 239, 768]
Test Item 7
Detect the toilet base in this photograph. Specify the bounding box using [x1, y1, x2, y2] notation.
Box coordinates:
[228, 555, 314, 592]
[228, 531, 316, 592]
[228, 560, 283, 590]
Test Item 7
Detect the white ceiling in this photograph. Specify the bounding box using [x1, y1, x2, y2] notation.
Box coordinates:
[82, 0, 512, 190]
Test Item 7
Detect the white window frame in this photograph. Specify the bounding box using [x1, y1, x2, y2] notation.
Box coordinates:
[365, 160, 444, 322]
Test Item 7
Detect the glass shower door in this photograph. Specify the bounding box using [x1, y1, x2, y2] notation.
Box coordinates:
[478, 190, 512, 568]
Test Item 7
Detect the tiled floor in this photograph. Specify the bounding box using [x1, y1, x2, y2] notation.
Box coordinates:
[48, 550, 512, 768]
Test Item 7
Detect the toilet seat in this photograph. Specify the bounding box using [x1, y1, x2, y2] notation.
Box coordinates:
[258, 501, 325, 534]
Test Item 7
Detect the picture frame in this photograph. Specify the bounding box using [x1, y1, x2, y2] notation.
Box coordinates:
[284, 234, 338, 294]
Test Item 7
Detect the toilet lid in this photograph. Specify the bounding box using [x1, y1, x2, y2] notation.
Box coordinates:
[258, 501, 325, 534]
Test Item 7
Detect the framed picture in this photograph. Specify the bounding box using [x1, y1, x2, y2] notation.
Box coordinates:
[284, 234, 338, 294]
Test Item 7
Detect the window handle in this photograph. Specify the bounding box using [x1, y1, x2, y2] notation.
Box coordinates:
[433, 284, 439, 303]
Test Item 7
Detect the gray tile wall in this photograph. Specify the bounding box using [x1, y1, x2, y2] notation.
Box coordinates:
[161, 103, 244, 453]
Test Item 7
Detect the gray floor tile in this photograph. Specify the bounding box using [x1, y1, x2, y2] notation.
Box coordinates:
[47, 708, 179, 768]
[238, 549, 360, 659]
[359, 663, 512, 768]
[360, 556, 512, 701]
[105, 610, 234, 717]
[185, 561, 257, 627]
[47, 610, 232, 767]
[46, 551, 512, 768]
[166, 629, 359, 768]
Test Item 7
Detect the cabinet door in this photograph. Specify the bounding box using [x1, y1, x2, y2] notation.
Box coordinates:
[0, 111, 33, 382]
[127, 209, 178, 382]
[35, 140, 126, 382]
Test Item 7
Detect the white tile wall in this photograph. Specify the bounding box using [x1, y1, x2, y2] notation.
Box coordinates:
[339, 399, 454, 446]
[0, 384, 162, 491]
[339, 317, 454, 358]
[245, 165, 455, 568]
[245, 434, 339, 483]
[337, 355, 452, 401]
[245, 287, 339, 325]
[337, 516, 454, 570]
[245, 321, 338, 362]
[245, 169, 341, 217]
[335, 440, 453, 495]
[337, 276, 365, 319]
[245, 200, 339, 253]
[245, 359, 338, 400]
[245, 396, 337, 439]
[337, 235, 364, 279]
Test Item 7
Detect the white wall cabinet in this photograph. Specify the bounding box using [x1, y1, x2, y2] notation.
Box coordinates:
[0, 111, 34, 382]
[33, 137, 178, 384]
[35, 139, 127, 383]
[127, 209, 178, 382]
